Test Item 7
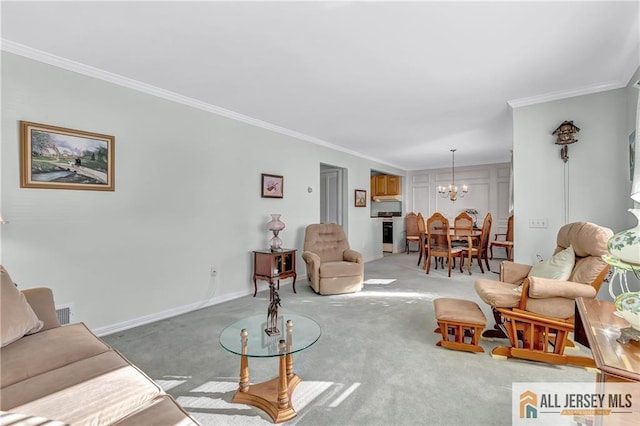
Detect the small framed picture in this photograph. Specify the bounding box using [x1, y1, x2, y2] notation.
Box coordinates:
[262, 173, 283, 198]
[355, 189, 367, 207]
[20, 121, 115, 191]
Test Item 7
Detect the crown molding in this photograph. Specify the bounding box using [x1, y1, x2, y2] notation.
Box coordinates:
[507, 80, 627, 109]
[1, 39, 404, 170]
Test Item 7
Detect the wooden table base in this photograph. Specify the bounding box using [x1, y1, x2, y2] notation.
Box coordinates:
[232, 349, 301, 423]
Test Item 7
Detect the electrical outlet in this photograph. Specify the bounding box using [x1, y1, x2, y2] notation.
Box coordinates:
[210, 266, 218, 277]
[529, 218, 548, 228]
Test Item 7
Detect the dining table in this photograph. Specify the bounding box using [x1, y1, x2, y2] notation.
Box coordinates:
[418, 228, 482, 275]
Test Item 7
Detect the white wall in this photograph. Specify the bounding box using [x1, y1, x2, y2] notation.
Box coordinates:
[0, 52, 404, 334]
[512, 89, 632, 264]
[3, 50, 638, 333]
[407, 163, 511, 233]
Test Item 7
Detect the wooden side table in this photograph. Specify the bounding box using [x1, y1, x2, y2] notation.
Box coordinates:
[575, 297, 640, 382]
[252, 249, 297, 297]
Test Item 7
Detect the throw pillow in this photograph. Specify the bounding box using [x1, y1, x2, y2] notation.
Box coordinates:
[527, 245, 575, 281]
[1, 265, 44, 347]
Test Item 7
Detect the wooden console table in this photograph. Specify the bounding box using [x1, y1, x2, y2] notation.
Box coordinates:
[253, 249, 297, 297]
[575, 297, 640, 382]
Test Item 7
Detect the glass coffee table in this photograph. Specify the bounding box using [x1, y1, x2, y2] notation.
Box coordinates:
[219, 313, 321, 423]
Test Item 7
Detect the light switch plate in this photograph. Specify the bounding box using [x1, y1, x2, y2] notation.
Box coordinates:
[529, 218, 548, 228]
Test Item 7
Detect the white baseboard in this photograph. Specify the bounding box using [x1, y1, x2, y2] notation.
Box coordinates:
[92, 276, 306, 337]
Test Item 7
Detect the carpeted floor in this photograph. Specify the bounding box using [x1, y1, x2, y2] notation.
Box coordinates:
[103, 253, 598, 425]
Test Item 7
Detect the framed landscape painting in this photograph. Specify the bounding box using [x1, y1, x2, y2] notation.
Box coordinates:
[261, 173, 283, 198]
[355, 189, 367, 207]
[20, 121, 115, 191]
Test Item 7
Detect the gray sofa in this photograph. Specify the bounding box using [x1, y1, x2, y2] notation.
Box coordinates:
[0, 265, 199, 425]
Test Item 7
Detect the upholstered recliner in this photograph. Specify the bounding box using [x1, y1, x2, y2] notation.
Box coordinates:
[302, 223, 364, 295]
[474, 221, 612, 366]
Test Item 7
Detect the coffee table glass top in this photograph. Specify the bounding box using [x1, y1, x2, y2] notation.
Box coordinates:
[219, 313, 321, 358]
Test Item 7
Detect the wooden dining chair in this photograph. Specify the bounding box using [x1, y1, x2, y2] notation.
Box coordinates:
[452, 212, 474, 247]
[404, 212, 420, 253]
[416, 212, 426, 266]
[460, 213, 492, 274]
[490, 214, 514, 261]
[425, 212, 462, 277]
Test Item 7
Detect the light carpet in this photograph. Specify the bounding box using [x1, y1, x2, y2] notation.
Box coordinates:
[103, 253, 600, 425]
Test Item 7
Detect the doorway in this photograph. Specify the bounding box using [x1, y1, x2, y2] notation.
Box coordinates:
[320, 164, 346, 226]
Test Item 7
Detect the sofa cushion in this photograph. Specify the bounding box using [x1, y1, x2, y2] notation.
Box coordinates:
[2, 350, 128, 409]
[0, 411, 67, 426]
[527, 245, 574, 281]
[112, 395, 199, 425]
[1, 323, 110, 387]
[1, 265, 44, 347]
[22, 288, 61, 331]
[5, 351, 163, 425]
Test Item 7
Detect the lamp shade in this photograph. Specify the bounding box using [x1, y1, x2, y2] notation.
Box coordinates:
[266, 214, 285, 232]
[267, 214, 285, 251]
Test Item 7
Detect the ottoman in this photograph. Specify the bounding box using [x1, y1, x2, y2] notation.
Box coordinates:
[433, 298, 487, 353]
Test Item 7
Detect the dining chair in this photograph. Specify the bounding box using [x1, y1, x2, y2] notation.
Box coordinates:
[459, 212, 492, 274]
[490, 214, 514, 260]
[452, 212, 474, 247]
[404, 212, 420, 253]
[416, 212, 426, 266]
[425, 212, 462, 277]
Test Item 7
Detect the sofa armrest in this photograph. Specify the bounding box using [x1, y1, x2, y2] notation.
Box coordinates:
[500, 261, 532, 284]
[22, 287, 61, 331]
[343, 249, 363, 264]
[526, 277, 596, 300]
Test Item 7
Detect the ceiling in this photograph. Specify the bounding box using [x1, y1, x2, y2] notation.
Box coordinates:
[2, 1, 639, 170]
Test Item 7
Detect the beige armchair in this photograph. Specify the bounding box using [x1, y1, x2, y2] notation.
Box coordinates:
[302, 224, 364, 295]
[474, 221, 612, 366]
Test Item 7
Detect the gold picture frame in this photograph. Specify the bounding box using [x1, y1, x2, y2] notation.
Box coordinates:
[20, 121, 115, 191]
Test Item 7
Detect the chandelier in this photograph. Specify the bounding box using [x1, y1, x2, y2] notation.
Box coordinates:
[438, 149, 469, 202]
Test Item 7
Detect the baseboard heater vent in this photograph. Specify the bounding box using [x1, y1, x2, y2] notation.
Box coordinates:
[55, 303, 75, 325]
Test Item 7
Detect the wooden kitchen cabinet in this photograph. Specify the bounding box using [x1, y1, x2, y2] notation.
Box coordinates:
[371, 175, 401, 198]
[386, 175, 400, 195]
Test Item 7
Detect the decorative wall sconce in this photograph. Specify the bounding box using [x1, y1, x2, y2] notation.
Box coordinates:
[552, 120, 580, 163]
